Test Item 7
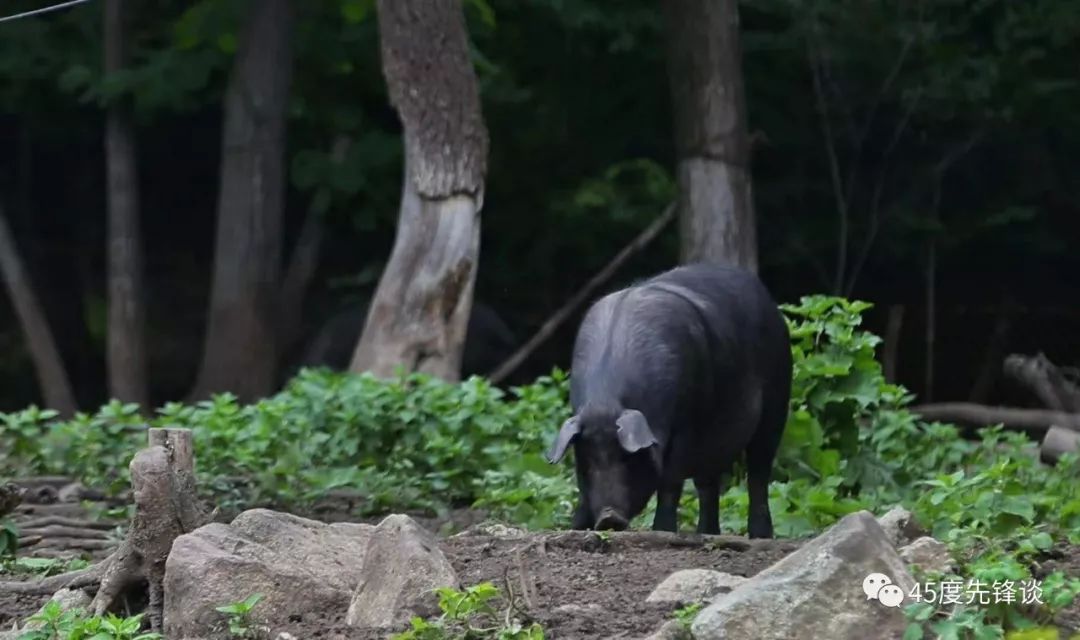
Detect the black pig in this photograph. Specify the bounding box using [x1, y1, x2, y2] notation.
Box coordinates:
[545, 263, 792, 538]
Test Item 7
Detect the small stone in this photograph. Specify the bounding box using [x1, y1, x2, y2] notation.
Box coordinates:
[899, 537, 955, 575]
[646, 569, 747, 604]
[57, 482, 86, 503]
[876, 507, 926, 548]
[451, 522, 527, 539]
[275, 633, 298, 640]
[553, 603, 604, 616]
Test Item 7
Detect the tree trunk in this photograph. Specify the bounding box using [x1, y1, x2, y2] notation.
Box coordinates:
[349, 0, 489, 381]
[189, 0, 294, 403]
[662, 0, 756, 270]
[882, 304, 904, 384]
[104, 0, 148, 408]
[0, 208, 77, 416]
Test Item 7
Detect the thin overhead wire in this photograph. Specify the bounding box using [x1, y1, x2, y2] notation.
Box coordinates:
[0, 0, 94, 25]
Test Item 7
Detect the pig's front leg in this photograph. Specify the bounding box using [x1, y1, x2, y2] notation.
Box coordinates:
[652, 484, 680, 532]
[571, 496, 591, 530]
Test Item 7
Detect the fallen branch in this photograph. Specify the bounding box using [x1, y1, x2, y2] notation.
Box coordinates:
[15, 516, 117, 531]
[911, 402, 1080, 433]
[1004, 353, 1080, 413]
[17, 525, 112, 540]
[0, 557, 110, 594]
[8, 477, 73, 490]
[19, 537, 115, 551]
[487, 203, 677, 385]
[15, 503, 94, 518]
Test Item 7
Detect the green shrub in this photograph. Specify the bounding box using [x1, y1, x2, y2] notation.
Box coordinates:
[0, 369, 574, 528]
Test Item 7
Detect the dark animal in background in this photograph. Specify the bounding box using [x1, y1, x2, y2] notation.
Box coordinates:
[287, 298, 518, 381]
[546, 263, 792, 538]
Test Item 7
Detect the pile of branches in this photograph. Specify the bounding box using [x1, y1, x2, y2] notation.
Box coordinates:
[912, 352, 1080, 464]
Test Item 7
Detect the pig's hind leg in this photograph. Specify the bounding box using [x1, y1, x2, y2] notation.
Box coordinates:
[652, 481, 682, 532]
[744, 388, 784, 539]
[693, 476, 722, 534]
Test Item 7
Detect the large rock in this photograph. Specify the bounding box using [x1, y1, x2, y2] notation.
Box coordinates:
[646, 569, 747, 605]
[691, 510, 917, 640]
[163, 509, 374, 638]
[346, 514, 459, 629]
[644, 620, 693, 640]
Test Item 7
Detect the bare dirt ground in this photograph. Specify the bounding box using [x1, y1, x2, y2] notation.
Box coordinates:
[0, 505, 802, 639]
[4, 483, 1079, 639]
[270, 529, 804, 640]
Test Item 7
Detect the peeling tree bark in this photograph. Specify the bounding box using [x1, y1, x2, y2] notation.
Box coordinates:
[349, 0, 489, 381]
[662, 0, 756, 271]
[104, 0, 148, 408]
[0, 207, 77, 416]
[190, 0, 294, 403]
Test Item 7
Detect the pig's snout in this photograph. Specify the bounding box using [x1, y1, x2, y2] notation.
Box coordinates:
[594, 507, 628, 531]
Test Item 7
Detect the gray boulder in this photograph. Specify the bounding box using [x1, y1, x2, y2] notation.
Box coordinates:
[899, 536, 955, 575]
[646, 569, 747, 605]
[692, 510, 917, 640]
[644, 620, 694, 640]
[163, 509, 374, 638]
[346, 514, 459, 629]
[877, 506, 926, 548]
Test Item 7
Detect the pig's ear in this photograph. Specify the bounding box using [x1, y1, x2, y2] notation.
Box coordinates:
[546, 415, 581, 464]
[615, 409, 658, 454]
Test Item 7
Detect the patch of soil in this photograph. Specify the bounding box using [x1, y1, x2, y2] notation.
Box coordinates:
[271, 530, 804, 640]
[1035, 543, 1080, 634]
[0, 590, 50, 627]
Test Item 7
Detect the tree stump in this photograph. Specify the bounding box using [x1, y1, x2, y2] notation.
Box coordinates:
[90, 428, 211, 630]
[0, 428, 213, 633]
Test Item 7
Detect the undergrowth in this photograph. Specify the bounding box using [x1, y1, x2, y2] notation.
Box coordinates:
[15, 601, 159, 640]
[391, 582, 543, 640]
[1, 296, 1079, 636]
